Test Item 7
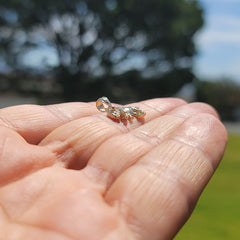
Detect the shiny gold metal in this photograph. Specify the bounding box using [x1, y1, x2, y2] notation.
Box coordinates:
[96, 97, 146, 120]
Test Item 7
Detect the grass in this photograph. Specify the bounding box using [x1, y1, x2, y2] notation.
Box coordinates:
[175, 134, 240, 240]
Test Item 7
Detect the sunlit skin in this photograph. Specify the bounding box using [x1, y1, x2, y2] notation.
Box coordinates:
[0, 98, 227, 240]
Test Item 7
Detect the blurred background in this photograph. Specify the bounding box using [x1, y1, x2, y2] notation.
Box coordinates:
[0, 0, 239, 239]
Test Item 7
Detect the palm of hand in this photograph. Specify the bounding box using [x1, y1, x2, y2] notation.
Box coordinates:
[0, 99, 227, 240]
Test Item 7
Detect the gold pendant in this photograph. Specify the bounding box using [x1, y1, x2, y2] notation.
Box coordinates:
[96, 97, 146, 120]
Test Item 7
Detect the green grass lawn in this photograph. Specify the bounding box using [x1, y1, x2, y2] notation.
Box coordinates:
[175, 134, 240, 240]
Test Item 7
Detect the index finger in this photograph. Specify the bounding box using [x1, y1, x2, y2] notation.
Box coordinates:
[0, 102, 97, 144]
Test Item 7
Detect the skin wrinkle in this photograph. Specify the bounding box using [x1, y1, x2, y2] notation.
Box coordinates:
[17, 175, 50, 221]
[0, 103, 218, 187]
[10, 220, 75, 240]
[168, 137, 215, 172]
[0, 115, 18, 132]
[0, 170, 49, 221]
[100, 213, 136, 240]
[76, 120, 133, 168]
[93, 113, 139, 131]
[110, 199, 143, 240]
[96, 98, 186, 130]
[41, 98, 187, 167]
[45, 102, 97, 121]
[141, 98, 187, 115]
[1, 168, 115, 240]
[0, 129, 29, 185]
[86, 126, 177, 192]
[45, 116, 129, 169]
[102, 113, 225, 239]
[0, 103, 98, 145]
[47, 138, 80, 168]
[0, 202, 11, 221]
[168, 114, 227, 170]
[90, 116, 128, 135]
[17, 212, 76, 240]
[46, 189, 123, 240]
[108, 181, 157, 240]
[94, 137, 151, 193]
[106, 166, 193, 240]
[138, 136, 215, 189]
[86, 104, 188, 191]
[0, 146, 56, 188]
[131, 116, 185, 146]
[0, 99, 185, 145]
[174, 145, 208, 185]
[68, 112, 154, 167]
[142, 167, 193, 238]
[0, 105, 47, 130]
[86, 133, 151, 193]
[2, 193, 128, 240]
[0, 202, 73, 240]
[137, 161, 198, 209]
[45, 105, 73, 123]
[0, 99, 228, 240]
[84, 165, 117, 195]
[166, 102, 219, 120]
[86, 114, 188, 193]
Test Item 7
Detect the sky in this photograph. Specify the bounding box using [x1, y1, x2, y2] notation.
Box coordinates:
[28, 0, 240, 82]
[194, 0, 240, 81]
[1, 0, 239, 82]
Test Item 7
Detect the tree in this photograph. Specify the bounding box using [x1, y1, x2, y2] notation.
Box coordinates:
[196, 79, 240, 121]
[0, 0, 204, 102]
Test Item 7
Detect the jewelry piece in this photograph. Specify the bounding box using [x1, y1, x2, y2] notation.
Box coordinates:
[96, 97, 146, 120]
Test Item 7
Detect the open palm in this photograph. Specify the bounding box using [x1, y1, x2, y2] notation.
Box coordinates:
[0, 98, 227, 240]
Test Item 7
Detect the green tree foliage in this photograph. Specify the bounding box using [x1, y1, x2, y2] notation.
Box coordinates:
[196, 80, 240, 121]
[0, 0, 204, 102]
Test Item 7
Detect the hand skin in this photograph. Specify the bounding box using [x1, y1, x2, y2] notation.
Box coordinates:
[0, 98, 227, 240]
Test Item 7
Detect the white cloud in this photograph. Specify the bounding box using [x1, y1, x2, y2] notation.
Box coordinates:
[194, 0, 240, 80]
[195, 14, 240, 47]
[219, 15, 240, 29]
[194, 50, 240, 80]
[196, 30, 240, 46]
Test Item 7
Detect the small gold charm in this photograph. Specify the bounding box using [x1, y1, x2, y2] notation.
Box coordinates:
[96, 97, 146, 120]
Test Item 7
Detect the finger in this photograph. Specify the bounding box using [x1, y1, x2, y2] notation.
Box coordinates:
[0, 126, 56, 186]
[84, 102, 219, 189]
[0, 103, 97, 144]
[39, 98, 186, 169]
[125, 98, 187, 128]
[104, 113, 227, 240]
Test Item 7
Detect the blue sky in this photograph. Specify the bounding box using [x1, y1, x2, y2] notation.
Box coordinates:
[194, 0, 240, 81]
[3, 0, 239, 82]
[28, 0, 239, 82]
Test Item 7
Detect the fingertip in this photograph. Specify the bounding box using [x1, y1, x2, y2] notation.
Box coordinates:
[170, 112, 228, 170]
[189, 102, 220, 119]
[167, 102, 220, 119]
[141, 98, 187, 112]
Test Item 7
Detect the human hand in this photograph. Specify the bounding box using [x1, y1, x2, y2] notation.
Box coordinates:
[0, 98, 227, 240]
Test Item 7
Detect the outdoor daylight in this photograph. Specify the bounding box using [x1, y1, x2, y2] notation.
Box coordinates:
[0, 0, 239, 239]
